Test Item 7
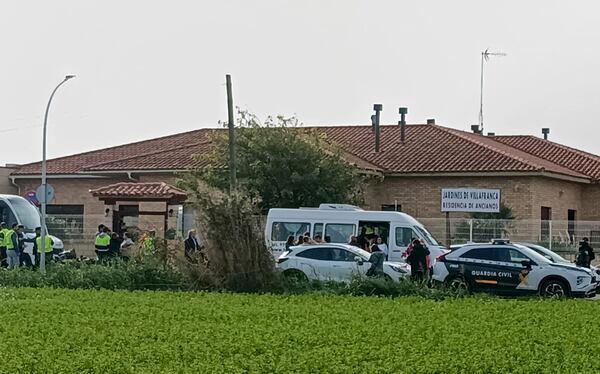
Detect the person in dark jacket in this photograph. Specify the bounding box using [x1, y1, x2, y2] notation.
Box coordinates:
[108, 232, 122, 258]
[366, 244, 385, 277]
[285, 235, 295, 251]
[406, 239, 430, 281]
[577, 239, 593, 268]
[581, 237, 595, 267]
[184, 229, 204, 263]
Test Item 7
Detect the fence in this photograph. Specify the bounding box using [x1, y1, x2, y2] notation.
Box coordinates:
[419, 218, 600, 259]
[44, 212, 598, 260]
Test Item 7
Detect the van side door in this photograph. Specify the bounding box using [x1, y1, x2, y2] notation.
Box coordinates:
[390, 226, 417, 262]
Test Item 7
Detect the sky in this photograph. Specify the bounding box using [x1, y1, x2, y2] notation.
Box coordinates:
[1, 0, 599, 165]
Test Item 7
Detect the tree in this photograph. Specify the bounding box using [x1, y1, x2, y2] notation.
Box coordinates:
[179, 110, 368, 213]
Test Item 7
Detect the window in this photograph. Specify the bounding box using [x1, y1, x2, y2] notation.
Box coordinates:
[325, 224, 355, 243]
[395, 227, 418, 247]
[0, 200, 18, 228]
[414, 226, 440, 246]
[6, 197, 41, 232]
[508, 249, 530, 263]
[296, 248, 332, 261]
[568, 209, 577, 243]
[541, 207, 552, 241]
[461, 247, 500, 261]
[314, 223, 324, 238]
[271, 222, 310, 241]
[331, 248, 359, 262]
[46, 204, 84, 237]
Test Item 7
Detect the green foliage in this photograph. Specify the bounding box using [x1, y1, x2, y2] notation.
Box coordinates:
[181, 182, 278, 292]
[0, 260, 188, 291]
[1, 288, 599, 373]
[178, 109, 367, 213]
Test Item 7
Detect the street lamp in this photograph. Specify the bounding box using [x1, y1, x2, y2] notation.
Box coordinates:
[40, 75, 76, 273]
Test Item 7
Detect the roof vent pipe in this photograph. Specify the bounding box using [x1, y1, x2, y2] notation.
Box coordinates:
[471, 124, 482, 134]
[426, 118, 435, 125]
[371, 104, 383, 152]
[542, 128, 550, 140]
[487, 132, 495, 136]
[398, 107, 408, 142]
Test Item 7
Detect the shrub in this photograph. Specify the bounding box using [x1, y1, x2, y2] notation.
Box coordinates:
[181, 182, 277, 292]
[0, 259, 188, 291]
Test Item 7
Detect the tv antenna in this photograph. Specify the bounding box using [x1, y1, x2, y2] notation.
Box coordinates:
[478, 49, 506, 133]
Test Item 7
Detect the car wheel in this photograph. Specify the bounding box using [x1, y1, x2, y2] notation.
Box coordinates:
[540, 279, 569, 298]
[448, 276, 470, 293]
[283, 269, 308, 283]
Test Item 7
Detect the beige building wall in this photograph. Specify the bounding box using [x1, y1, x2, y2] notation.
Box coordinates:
[0, 167, 17, 194]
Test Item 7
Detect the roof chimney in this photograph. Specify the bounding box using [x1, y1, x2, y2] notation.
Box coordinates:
[471, 124, 482, 135]
[542, 128, 550, 140]
[426, 118, 435, 125]
[371, 104, 383, 152]
[398, 107, 408, 142]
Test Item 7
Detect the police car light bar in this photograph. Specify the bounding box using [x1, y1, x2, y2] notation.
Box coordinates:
[491, 239, 511, 245]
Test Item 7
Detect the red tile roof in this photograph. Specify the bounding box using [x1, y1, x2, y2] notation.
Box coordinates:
[494, 135, 600, 180]
[89, 182, 187, 200]
[11, 124, 598, 182]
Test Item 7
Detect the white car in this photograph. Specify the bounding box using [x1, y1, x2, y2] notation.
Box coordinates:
[276, 243, 410, 282]
[433, 240, 596, 297]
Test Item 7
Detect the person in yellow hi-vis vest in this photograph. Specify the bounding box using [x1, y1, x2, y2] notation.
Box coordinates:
[142, 230, 156, 255]
[34, 227, 54, 266]
[95, 226, 111, 262]
[0, 222, 9, 268]
[5, 224, 20, 269]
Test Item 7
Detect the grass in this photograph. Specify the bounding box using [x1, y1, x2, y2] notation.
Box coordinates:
[1, 288, 599, 373]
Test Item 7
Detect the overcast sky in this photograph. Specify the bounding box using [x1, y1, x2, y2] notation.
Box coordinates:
[1, 0, 599, 165]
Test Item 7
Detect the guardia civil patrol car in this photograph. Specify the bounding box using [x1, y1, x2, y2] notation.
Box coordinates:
[433, 240, 596, 297]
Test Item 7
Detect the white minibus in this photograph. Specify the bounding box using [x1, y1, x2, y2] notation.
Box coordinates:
[266, 203, 445, 263]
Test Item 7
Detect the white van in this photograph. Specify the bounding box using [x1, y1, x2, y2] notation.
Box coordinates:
[265, 203, 446, 263]
[0, 194, 64, 263]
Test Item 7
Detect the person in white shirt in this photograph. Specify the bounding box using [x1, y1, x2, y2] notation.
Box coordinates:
[376, 236, 389, 260]
[120, 232, 134, 260]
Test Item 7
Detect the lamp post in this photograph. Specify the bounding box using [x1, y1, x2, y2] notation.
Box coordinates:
[40, 75, 76, 273]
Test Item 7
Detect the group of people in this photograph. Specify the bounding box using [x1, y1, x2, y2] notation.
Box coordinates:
[93, 224, 135, 261]
[0, 222, 55, 269]
[284, 232, 332, 250]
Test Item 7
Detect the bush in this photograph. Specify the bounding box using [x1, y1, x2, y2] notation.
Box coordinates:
[0, 259, 188, 291]
[181, 182, 277, 292]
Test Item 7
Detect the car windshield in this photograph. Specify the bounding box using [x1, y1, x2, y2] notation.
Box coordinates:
[512, 244, 553, 264]
[414, 225, 439, 246]
[6, 197, 40, 232]
[521, 243, 570, 264]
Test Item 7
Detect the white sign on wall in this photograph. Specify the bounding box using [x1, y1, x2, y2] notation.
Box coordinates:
[441, 188, 500, 213]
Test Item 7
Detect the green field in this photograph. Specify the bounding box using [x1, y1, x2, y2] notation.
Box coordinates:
[1, 288, 599, 373]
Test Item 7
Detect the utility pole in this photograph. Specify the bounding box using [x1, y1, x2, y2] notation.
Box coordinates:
[226, 74, 236, 192]
[478, 49, 506, 133]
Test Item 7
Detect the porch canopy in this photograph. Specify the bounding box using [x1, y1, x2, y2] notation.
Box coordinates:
[90, 182, 187, 236]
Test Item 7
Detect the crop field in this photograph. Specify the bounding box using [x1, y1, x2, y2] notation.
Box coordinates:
[1, 288, 599, 373]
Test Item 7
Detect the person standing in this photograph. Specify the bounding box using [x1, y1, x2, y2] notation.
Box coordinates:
[143, 230, 156, 255]
[120, 232, 134, 260]
[576, 240, 591, 268]
[94, 226, 111, 261]
[109, 232, 122, 258]
[33, 227, 54, 267]
[15, 225, 33, 268]
[184, 229, 202, 263]
[581, 237, 595, 267]
[5, 224, 19, 269]
[357, 227, 369, 251]
[0, 222, 9, 268]
[366, 244, 386, 277]
[376, 237, 389, 260]
[406, 239, 430, 281]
